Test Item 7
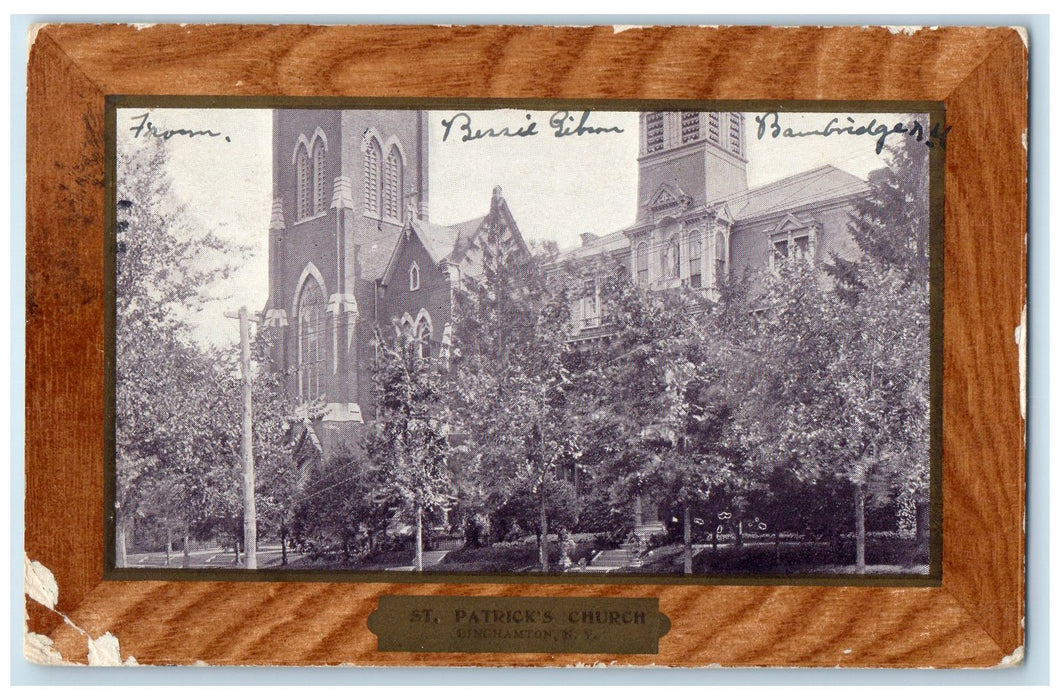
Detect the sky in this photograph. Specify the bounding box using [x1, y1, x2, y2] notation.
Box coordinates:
[117, 108, 906, 348]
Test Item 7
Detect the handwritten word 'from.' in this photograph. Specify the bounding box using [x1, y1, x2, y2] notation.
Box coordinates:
[440, 111, 624, 143]
[129, 113, 231, 142]
[754, 112, 951, 155]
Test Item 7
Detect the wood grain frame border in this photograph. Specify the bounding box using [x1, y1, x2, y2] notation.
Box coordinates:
[25, 24, 1027, 668]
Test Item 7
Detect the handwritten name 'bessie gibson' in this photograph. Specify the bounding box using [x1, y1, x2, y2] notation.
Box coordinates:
[440, 110, 625, 143]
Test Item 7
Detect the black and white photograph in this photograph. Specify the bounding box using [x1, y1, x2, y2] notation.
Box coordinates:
[112, 105, 936, 578]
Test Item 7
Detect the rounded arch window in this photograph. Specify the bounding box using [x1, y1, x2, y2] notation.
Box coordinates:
[661, 236, 680, 279]
[636, 242, 649, 285]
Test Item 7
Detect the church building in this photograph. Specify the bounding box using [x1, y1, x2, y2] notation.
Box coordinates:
[261, 109, 528, 454]
[554, 111, 870, 339]
[262, 108, 869, 462]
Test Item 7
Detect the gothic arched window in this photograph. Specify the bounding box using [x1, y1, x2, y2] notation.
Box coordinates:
[297, 277, 326, 400]
[384, 145, 403, 221]
[409, 261, 420, 291]
[636, 242, 649, 285]
[295, 143, 311, 220]
[415, 314, 433, 360]
[312, 137, 327, 215]
[363, 136, 382, 215]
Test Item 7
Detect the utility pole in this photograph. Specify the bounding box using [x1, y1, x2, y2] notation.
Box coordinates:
[225, 306, 260, 570]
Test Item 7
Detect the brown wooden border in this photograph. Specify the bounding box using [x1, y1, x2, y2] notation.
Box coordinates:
[25, 24, 1027, 668]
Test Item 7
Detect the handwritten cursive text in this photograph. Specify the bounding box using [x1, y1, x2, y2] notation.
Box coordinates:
[440, 111, 624, 143]
[129, 112, 231, 142]
[753, 112, 950, 154]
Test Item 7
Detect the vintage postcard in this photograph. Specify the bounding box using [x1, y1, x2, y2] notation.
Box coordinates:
[24, 24, 1026, 669]
[109, 103, 940, 583]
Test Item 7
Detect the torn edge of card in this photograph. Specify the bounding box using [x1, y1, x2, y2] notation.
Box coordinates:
[23, 556, 139, 666]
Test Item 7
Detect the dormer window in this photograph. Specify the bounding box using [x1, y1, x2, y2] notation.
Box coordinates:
[769, 221, 817, 271]
[409, 261, 420, 291]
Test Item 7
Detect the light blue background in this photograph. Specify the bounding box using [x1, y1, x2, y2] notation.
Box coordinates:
[9, 13, 1049, 685]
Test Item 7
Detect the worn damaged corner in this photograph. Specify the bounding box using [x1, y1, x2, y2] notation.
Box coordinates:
[88, 632, 139, 667]
[23, 556, 139, 666]
[24, 556, 59, 610]
[997, 646, 1024, 668]
[1012, 26, 1029, 49]
[26, 23, 51, 61]
[24, 631, 73, 666]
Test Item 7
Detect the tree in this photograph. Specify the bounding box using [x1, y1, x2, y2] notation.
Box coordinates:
[581, 268, 755, 574]
[826, 137, 932, 571]
[450, 226, 575, 572]
[366, 325, 454, 571]
[114, 138, 246, 565]
[749, 136, 931, 573]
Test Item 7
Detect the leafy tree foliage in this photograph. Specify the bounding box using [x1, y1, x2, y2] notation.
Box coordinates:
[365, 325, 454, 570]
[450, 222, 575, 571]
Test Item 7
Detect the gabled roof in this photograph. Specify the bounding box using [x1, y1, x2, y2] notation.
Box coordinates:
[376, 188, 531, 287]
[412, 219, 461, 264]
[722, 164, 868, 223]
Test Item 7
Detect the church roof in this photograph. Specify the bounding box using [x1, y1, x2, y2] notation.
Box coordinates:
[358, 227, 405, 281]
[723, 164, 868, 223]
[447, 215, 488, 264]
[552, 229, 629, 265]
[410, 219, 461, 264]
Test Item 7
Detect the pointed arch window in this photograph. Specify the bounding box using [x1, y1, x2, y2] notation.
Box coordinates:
[297, 278, 327, 400]
[409, 261, 420, 291]
[312, 138, 327, 214]
[363, 136, 382, 215]
[415, 314, 433, 360]
[384, 145, 403, 221]
[636, 241, 649, 285]
[295, 144, 311, 220]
